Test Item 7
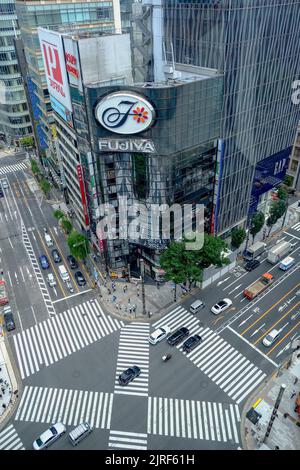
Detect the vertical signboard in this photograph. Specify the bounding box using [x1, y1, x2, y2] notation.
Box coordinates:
[63, 37, 83, 92]
[38, 27, 72, 112]
[211, 139, 225, 235]
[77, 164, 90, 227]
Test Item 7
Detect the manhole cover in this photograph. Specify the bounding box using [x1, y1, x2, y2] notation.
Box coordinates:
[72, 370, 81, 378]
[200, 380, 208, 389]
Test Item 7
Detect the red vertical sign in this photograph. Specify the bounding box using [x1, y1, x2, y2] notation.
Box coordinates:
[76, 164, 89, 226]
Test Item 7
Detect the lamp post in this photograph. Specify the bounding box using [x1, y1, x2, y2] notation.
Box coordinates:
[140, 258, 146, 316]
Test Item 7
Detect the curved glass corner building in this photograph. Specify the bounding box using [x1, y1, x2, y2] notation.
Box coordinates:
[163, 0, 300, 234]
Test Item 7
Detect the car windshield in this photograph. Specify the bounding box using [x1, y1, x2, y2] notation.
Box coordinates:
[36, 438, 43, 447]
[219, 301, 227, 307]
[265, 334, 273, 342]
[49, 426, 57, 435]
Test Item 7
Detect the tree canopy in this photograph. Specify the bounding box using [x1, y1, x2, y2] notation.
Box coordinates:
[67, 230, 89, 260]
[231, 227, 246, 249]
[249, 211, 265, 242]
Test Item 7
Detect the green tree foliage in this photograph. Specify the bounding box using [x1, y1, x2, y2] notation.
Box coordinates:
[30, 159, 40, 176]
[231, 227, 247, 249]
[277, 187, 288, 201]
[67, 230, 89, 260]
[249, 211, 265, 242]
[39, 178, 51, 197]
[20, 136, 34, 147]
[60, 217, 73, 235]
[53, 209, 65, 220]
[283, 175, 293, 187]
[266, 199, 287, 235]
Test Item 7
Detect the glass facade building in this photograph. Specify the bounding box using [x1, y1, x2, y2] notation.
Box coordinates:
[0, 0, 32, 144]
[163, 0, 300, 234]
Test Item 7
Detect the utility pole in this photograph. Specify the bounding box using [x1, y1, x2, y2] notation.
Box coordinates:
[174, 283, 177, 302]
[140, 258, 146, 315]
[262, 384, 286, 444]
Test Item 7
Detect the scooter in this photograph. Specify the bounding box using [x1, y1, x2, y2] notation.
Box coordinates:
[162, 353, 172, 362]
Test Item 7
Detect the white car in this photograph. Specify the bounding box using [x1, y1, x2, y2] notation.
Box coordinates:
[211, 298, 233, 315]
[1, 179, 8, 189]
[149, 325, 171, 345]
[33, 422, 66, 450]
[47, 273, 56, 287]
[262, 329, 280, 347]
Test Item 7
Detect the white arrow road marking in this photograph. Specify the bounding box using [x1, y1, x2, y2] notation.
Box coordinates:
[228, 284, 242, 295]
[250, 323, 266, 337]
[32, 231, 36, 241]
[8, 237, 13, 249]
[53, 287, 57, 297]
[7, 270, 12, 286]
[19, 266, 25, 283]
[5, 213, 8, 222]
[240, 297, 247, 303]
[15, 272, 19, 285]
[54, 227, 58, 235]
[276, 342, 291, 358]
[278, 303, 287, 312]
[217, 277, 231, 286]
[291, 311, 300, 321]
[287, 295, 297, 304]
[238, 314, 253, 327]
[253, 307, 260, 314]
[279, 322, 289, 333]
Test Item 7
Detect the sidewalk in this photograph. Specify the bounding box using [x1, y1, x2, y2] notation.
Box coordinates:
[242, 350, 300, 450]
[0, 338, 21, 429]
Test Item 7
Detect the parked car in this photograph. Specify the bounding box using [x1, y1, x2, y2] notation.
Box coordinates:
[211, 298, 232, 315]
[182, 334, 202, 353]
[51, 249, 61, 263]
[118, 366, 141, 385]
[167, 327, 189, 346]
[1, 179, 8, 189]
[39, 254, 49, 269]
[3, 306, 15, 332]
[47, 273, 56, 287]
[67, 255, 78, 269]
[149, 325, 171, 345]
[33, 423, 66, 450]
[262, 329, 280, 347]
[244, 259, 261, 271]
[75, 271, 86, 286]
[0, 188, 3, 198]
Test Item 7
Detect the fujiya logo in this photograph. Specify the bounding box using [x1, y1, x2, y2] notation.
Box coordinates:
[95, 92, 155, 135]
[42, 40, 65, 98]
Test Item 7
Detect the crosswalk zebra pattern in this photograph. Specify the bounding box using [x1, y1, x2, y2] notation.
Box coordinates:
[12, 299, 124, 379]
[0, 424, 25, 450]
[15, 385, 113, 429]
[0, 162, 27, 176]
[292, 221, 300, 231]
[22, 223, 55, 317]
[108, 430, 148, 450]
[147, 397, 240, 444]
[114, 322, 150, 397]
[153, 306, 266, 404]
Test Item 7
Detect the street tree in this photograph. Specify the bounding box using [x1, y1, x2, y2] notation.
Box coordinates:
[53, 209, 65, 220]
[67, 230, 89, 260]
[159, 241, 191, 301]
[249, 211, 265, 242]
[30, 159, 40, 176]
[61, 217, 73, 235]
[277, 187, 288, 201]
[266, 213, 278, 236]
[231, 227, 246, 249]
[39, 178, 51, 198]
[283, 175, 293, 187]
[266, 199, 287, 235]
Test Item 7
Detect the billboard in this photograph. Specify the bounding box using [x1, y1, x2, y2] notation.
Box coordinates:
[50, 95, 73, 127]
[77, 164, 90, 227]
[63, 37, 83, 92]
[38, 28, 72, 112]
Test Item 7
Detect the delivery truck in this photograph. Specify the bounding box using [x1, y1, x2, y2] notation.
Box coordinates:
[243, 272, 274, 300]
[243, 241, 266, 260]
[267, 240, 292, 264]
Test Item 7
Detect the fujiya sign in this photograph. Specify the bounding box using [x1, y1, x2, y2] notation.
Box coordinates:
[95, 91, 156, 135]
[99, 138, 156, 154]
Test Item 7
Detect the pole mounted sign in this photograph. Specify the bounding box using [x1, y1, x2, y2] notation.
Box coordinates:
[95, 91, 156, 135]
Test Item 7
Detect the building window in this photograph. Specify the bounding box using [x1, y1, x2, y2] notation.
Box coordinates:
[290, 159, 299, 173]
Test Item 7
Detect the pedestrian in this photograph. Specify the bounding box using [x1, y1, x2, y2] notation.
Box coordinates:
[128, 298, 130, 304]
[137, 291, 139, 297]
[129, 307, 132, 314]
[112, 295, 116, 302]
[294, 377, 298, 385]
[290, 390, 296, 399]
[108, 288, 111, 295]
[132, 305, 136, 313]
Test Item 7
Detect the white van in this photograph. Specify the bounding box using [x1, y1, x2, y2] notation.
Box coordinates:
[69, 422, 92, 446]
[262, 329, 280, 347]
[47, 273, 56, 287]
[190, 299, 205, 314]
[45, 233, 53, 247]
[58, 264, 70, 282]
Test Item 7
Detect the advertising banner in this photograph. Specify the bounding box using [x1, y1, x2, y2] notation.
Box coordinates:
[63, 37, 83, 92]
[76, 164, 90, 227]
[38, 27, 72, 112]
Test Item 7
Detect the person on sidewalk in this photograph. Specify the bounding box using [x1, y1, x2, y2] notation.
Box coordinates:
[123, 285, 127, 293]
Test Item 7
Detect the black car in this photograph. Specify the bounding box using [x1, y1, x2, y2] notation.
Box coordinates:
[182, 334, 202, 353]
[244, 259, 261, 271]
[75, 271, 86, 286]
[51, 249, 61, 263]
[167, 327, 189, 346]
[118, 366, 141, 385]
[67, 255, 78, 269]
[0, 189, 3, 198]
[4, 309, 16, 332]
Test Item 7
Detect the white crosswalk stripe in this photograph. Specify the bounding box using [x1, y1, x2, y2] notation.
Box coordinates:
[12, 299, 124, 379]
[292, 221, 300, 231]
[0, 424, 25, 450]
[153, 306, 266, 404]
[147, 397, 240, 443]
[14, 385, 114, 429]
[0, 162, 27, 175]
[114, 323, 150, 397]
[108, 430, 147, 450]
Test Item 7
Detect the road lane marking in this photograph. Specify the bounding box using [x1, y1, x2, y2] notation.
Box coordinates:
[241, 282, 300, 336]
[266, 319, 300, 355]
[227, 326, 278, 367]
[51, 288, 93, 303]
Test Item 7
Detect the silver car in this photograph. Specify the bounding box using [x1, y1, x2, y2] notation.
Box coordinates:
[33, 423, 66, 450]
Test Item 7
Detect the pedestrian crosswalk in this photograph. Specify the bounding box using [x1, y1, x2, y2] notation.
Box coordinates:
[0, 162, 27, 175]
[153, 306, 266, 404]
[15, 385, 113, 429]
[108, 430, 148, 450]
[147, 397, 240, 444]
[12, 299, 124, 379]
[114, 322, 150, 397]
[292, 221, 300, 231]
[0, 424, 25, 450]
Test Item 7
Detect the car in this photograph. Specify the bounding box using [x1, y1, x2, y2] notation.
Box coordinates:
[149, 325, 171, 345]
[47, 273, 56, 287]
[262, 329, 280, 347]
[67, 255, 78, 269]
[244, 259, 261, 271]
[182, 334, 202, 352]
[32, 422, 66, 450]
[211, 298, 233, 315]
[51, 249, 61, 263]
[118, 366, 141, 385]
[167, 327, 189, 346]
[3, 306, 15, 332]
[39, 255, 49, 269]
[0, 189, 3, 198]
[75, 271, 86, 286]
[1, 179, 8, 189]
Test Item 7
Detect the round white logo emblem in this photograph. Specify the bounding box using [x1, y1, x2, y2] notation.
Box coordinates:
[95, 91, 155, 135]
